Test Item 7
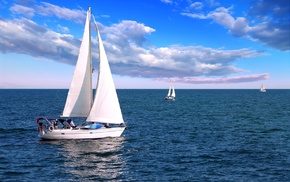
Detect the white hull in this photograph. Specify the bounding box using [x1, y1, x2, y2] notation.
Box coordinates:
[38, 127, 125, 140]
[164, 96, 175, 100]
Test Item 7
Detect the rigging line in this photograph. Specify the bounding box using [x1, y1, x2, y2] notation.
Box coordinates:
[91, 14, 99, 32]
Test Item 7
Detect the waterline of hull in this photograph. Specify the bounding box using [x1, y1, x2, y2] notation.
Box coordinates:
[38, 127, 125, 140]
[164, 96, 175, 100]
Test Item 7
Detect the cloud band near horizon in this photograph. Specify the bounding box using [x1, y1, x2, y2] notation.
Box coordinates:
[155, 73, 270, 84]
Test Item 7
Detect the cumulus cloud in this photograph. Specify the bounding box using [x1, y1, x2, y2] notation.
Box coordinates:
[0, 18, 79, 64]
[96, 20, 266, 79]
[9, 2, 87, 24]
[35, 2, 86, 24]
[181, 0, 290, 51]
[181, 6, 250, 37]
[10, 4, 35, 18]
[102, 20, 156, 48]
[0, 2, 269, 85]
[246, 0, 290, 51]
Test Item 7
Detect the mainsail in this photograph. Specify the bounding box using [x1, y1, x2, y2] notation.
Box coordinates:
[171, 86, 175, 97]
[86, 16, 124, 124]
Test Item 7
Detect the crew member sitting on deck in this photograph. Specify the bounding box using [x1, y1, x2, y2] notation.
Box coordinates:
[105, 123, 110, 128]
[67, 119, 76, 128]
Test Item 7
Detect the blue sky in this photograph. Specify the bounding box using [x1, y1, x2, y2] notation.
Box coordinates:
[0, 0, 289, 89]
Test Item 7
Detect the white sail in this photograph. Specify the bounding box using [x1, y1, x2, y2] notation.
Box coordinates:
[86, 21, 124, 124]
[171, 86, 175, 97]
[37, 7, 125, 140]
[260, 84, 266, 92]
[62, 7, 92, 117]
[167, 86, 171, 96]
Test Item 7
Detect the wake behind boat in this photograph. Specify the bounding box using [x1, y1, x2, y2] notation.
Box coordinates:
[36, 7, 125, 140]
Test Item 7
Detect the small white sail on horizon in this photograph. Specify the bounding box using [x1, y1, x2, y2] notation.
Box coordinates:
[165, 84, 175, 100]
[260, 84, 266, 92]
[36, 7, 125, 140]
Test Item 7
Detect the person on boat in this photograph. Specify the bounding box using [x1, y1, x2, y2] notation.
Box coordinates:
[38, 122, 43, 132]
[104, 123, 111, 128]
[67, 119, 76, 128]
[52, 120, 58, 129]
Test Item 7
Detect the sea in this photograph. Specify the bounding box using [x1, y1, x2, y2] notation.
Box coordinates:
[0, 89, 289, 181]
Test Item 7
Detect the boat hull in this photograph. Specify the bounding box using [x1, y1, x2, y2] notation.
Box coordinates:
[38, 127, 125, 140]
[164, 96, 175, 100]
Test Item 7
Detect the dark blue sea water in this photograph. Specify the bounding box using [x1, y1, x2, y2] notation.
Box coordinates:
[0, 89, 290, 181]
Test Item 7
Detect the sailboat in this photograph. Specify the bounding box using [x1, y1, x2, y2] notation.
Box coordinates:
[164, 85, 175, 100]
[260, 84, 266, 92]
[36, 7, 125, 140]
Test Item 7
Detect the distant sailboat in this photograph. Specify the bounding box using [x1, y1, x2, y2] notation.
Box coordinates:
[164, 85, 175, 100]
[260, 84, 266, 92]
[36, 7, 125, 140]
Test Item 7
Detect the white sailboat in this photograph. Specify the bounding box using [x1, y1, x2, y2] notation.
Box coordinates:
[36, 7, 125, 140]
[164, 85, 175, 100]
[260, 84, 266, 92]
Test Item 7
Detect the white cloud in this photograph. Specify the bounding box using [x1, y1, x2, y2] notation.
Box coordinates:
[181, 1, 290, 51]
[35, 2, 86, 24]
[0, 2, 269, 85]
[103, 20, 156, 47]
[155, 73, 270, 84]
[183, 6, 250, 36]
[10, 4, 35, 17]
[181, 12, 207, 19]
[0, 18, 78, 64]
[207, 7, 235, 28]
[189, 2, 203, 10]
[0, 16, 266, 82]
[57, 24, 69, 33]
[160, 0, 173, 4]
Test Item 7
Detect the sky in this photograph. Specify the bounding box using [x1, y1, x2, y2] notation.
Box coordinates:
[0, 0, 289, 89]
